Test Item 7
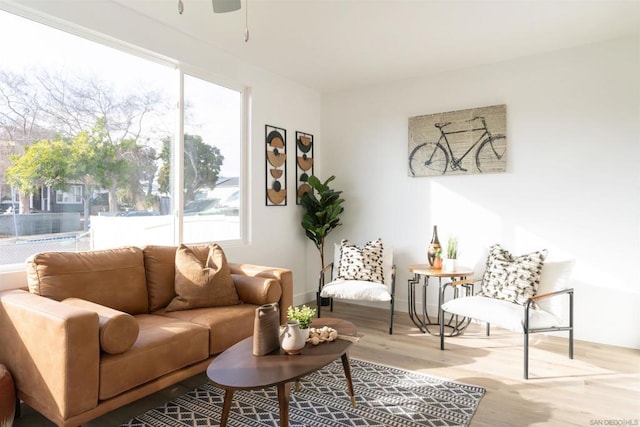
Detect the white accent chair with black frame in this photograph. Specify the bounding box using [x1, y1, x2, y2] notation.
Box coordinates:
[317, 238, 396, 334]
[439, 244, 575, 379]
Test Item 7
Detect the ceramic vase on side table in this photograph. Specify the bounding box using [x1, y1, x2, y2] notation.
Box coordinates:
[427, 225, 441, 266]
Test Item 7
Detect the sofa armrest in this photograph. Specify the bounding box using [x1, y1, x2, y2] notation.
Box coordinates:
[228, 263, 293, 325]
[232, 274, 282, 306]
[0, 290, 100, 422]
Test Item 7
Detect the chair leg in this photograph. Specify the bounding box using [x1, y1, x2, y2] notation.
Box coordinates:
[569, 290, 574, 360]
[316, 292, 322, 318]
[569, 329, 574, 360]
[330, 297, 334, 312]
[439, 305, 445, 350]
[486, 323, 490, 336]
[389, 297, 394, 335]
[524, 331, 529, 380]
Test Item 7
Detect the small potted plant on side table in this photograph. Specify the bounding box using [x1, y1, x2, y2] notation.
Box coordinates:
[443, 237, 458, 272]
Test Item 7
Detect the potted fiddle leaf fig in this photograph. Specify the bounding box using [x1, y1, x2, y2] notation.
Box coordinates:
[300, 175, 345, 270]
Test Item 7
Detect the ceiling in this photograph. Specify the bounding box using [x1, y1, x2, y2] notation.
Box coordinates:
[114, 0, 640, 93]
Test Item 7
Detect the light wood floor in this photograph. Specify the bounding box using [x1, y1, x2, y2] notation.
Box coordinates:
[14, 301, 640, 426]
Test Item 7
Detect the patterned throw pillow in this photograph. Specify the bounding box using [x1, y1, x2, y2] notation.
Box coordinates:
[478, 244, 548, 306]
[337, 238, 385, 284]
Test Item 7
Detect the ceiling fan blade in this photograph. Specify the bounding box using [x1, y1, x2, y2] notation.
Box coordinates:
[212, 0, 241, 13]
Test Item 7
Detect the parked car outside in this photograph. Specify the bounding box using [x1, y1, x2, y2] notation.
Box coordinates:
[184, 199, 220, 215]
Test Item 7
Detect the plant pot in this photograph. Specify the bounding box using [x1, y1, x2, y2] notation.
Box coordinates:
[300, 327, 310, 341]
[433, 257, 442, 270]
[442, 258, 456, 272]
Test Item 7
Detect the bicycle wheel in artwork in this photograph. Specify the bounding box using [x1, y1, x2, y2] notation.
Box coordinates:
[408, 104, 507, 177]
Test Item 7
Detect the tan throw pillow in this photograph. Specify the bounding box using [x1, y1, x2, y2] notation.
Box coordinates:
[166, 243, 240, 312]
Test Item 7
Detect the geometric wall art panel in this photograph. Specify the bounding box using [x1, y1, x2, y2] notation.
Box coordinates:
[408, 104, 507, 177]
[295, 131, 313, 205]
[265, 124, 287, 206]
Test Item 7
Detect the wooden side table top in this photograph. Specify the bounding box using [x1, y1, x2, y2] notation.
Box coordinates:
[408, 263, 474, 278]
[207, 317, 357, 390]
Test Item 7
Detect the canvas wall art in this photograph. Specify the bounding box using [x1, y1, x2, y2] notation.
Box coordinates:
[295, 131, 314, 205]
[265, 125, 287, 206]
[408, 104, 507, 177]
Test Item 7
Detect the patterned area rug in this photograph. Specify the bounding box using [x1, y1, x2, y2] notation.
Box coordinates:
[121, 359, 485, 427]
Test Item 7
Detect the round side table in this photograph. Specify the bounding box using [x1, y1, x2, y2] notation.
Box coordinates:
[407, 264, 475, 335]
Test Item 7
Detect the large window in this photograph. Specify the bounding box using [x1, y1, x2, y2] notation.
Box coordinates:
[0, 10, 245, 265]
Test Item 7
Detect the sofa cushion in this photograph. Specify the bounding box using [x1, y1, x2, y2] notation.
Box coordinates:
[62, 298, 139, 355]
[159, 304, 257, 355]
[27, 247, 149, 314]
[166, 244, 240, 312]
[143, 244, 210, 312]
[98, 314, 209, 400]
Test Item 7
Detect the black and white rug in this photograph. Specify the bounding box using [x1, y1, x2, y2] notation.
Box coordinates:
[121, 359, 485, 427]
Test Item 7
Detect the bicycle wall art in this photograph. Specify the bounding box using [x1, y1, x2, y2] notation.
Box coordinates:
[408, 104, 507, 177]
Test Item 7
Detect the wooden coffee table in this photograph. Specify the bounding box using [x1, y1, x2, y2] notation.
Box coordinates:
[206, 317, 358, 427]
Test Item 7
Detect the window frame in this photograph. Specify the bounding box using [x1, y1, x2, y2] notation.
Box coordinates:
[55, 185, 83, 204]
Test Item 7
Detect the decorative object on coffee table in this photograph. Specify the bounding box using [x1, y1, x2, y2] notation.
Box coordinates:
[253, 303, 281, 356]
[280, 321, 307, 355]
[287, 304, 316, 339]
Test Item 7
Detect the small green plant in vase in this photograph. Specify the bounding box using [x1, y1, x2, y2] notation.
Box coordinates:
[287, 304, 316, 330]
[446, 237, 458, 259]
[443, 237, 458, 272]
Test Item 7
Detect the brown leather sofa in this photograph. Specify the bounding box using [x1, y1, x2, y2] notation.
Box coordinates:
[0, 245, 293, 427]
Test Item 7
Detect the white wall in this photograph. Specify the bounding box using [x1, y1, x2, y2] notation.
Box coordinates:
[321, 36, 640, 349]
[2, 1, 319, 303]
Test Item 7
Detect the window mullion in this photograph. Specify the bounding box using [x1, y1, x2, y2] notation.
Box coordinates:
[174, 68, 185, 245]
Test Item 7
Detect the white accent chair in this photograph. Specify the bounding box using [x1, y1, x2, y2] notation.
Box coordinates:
[317, 243, 396, 334]
[440, 260, 575, 379]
